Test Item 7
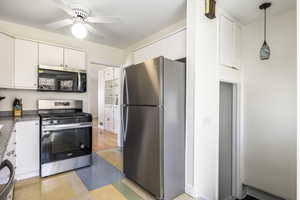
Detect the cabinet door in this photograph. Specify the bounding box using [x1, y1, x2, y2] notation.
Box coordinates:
[164, 29, 186, 60]
[133, 40, 165, 64]
[16, 120, 40, 180]
[113, 107, 120, 135]
[38, 43, 63, 67]
[104, 69, 114, 81]
[15, 39, 38, 89]
[114, 68, 121, 79]
[0, 33, 14, 88]
[220, 16, 235, 67]
[104, 107, 114, 133]
[234, 25, 242, 69]
[133, 47, 148, 64]
[64, 48, 86, 70]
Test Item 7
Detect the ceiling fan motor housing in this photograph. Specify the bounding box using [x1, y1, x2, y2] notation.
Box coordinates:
[72, 7, 90, 20]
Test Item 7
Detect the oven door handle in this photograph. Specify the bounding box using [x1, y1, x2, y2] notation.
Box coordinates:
[42, 122, 92, 132]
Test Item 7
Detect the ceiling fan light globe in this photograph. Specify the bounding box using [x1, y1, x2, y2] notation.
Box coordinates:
[71, 22, 87, 39]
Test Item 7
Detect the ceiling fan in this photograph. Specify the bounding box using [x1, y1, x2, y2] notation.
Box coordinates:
[46, 0, 121, 39]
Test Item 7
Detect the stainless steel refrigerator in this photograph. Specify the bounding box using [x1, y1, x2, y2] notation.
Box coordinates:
[122, 56, 186, 200]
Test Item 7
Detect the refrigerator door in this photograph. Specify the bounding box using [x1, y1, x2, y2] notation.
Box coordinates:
[124, 57, 163, 106]
[123, 105, 163, 199]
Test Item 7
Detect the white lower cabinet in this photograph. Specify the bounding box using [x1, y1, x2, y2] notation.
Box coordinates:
[16, 120, 40, 180]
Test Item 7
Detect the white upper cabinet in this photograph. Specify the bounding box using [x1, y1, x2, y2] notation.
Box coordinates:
[38, 43, 64, 67]
[220, 15, 235, 68]
[15, 39, 38, 89]
[134, 41, 164, 64]
[234, 25, 242, 68]
[64, 48, 86, 70]
[219, 15, 241, 69]
[164, 29, 186, 60]
[0, 33, 14, 88]
[133, 29, 186, 64]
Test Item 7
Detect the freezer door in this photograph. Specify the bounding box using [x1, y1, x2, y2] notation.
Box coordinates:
[124, 57, 163, 106]
[123, 105, 163, 198]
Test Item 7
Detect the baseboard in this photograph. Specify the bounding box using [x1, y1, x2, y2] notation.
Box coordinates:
[245, 185, 285, 200]
[16, 170, 39, 181]
[185, 184, 209, 200]
[185, 184, 199, 198]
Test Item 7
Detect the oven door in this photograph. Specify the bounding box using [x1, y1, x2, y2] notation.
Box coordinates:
[41, 122, 92, 164]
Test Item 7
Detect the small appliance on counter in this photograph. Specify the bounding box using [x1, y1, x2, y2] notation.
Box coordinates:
[13, 98, 23, 117]
[38, 99, 92, 177]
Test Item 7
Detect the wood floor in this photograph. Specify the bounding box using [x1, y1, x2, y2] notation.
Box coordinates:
[92, 121, 118, 152]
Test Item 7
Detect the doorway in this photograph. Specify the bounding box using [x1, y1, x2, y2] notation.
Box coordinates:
[219, 82, 238, 200]
[92, 66, 122, 152]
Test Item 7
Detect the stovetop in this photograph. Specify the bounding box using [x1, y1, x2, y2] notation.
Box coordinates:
[40, 112, 90, 118]
[39, 111, 92, 121]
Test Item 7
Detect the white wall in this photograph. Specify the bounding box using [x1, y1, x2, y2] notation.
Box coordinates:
[242, 9, 297, 199]
[0, 20, 125, 113]
[297, 2, 300, 200]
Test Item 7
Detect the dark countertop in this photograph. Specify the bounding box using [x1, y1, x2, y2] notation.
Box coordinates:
[0, 114, 40, 163]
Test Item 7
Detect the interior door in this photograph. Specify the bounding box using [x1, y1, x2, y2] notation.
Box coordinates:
[124, 57, 162, 106]
[219, 82, 233, 200]
[123, 105, 162, 198]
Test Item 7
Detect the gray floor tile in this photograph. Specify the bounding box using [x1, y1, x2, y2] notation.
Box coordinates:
[75, 153, 124, 191]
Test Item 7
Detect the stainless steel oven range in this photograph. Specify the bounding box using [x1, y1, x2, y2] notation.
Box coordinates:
[38, 99, 92, 177]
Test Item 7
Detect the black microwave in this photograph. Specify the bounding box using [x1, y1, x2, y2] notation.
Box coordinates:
[38, 66, 87, 93]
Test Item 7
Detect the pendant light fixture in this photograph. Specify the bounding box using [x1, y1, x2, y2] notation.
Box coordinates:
[259, 2, 272, 60]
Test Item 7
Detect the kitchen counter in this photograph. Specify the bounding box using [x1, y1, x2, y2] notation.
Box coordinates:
[0, 114, 40, 163]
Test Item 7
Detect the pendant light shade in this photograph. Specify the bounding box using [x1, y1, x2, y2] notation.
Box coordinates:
[259, 3, 271, 60]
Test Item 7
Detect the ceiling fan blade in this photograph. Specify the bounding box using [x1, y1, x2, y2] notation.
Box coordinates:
[86, 16, 121, 24]
[84, 24, 104, 37]
[51, 0, 74, 16]
[46, 19, 73, 29]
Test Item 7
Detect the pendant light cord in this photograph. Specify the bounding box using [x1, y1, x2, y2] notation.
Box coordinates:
[264, 8, 266, 42]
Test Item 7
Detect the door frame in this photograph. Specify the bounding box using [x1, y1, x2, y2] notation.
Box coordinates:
[219, 81, 242, 199]
[96, 64, 123, 148]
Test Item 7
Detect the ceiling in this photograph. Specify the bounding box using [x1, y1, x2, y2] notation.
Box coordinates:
[0, 0, 186, 48]
[218, 0, 296, 24]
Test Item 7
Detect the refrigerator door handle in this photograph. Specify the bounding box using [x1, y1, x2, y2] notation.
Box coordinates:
[123, 70, 129, 105]
[121, 105, 125, 142]
[123, 106, 129, 142]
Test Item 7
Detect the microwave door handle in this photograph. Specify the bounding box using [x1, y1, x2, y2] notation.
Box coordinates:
[78, 72, 81, 91]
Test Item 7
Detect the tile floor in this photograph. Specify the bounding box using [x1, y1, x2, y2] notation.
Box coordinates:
[15, 149, 194, 200]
